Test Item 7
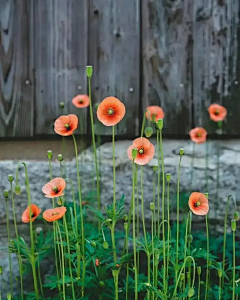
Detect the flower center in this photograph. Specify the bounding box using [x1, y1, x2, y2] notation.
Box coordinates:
[52, 186, 59, 193]
[196, 132, 202, 138]
[52, 212, 59, 216]
[79, 100, 83, 104]
[107, 108, 114, 116]
[194, 201, 201, 207]
[30, 213, 35, 218]
[139, 148, 144, 155]
[64, 123, 71, 130]
[214, 110, 220, 115]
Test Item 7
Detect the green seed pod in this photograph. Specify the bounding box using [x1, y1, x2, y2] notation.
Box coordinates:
[188, 287, 195, 298]
[58, 154, 63, 162]
[57, 198, 63, 206]
[103, 241, 109, 249]
[7, 174, 14, 182]
[15, 185, 21, 195]
[166, 173, 171, 182]
[150, 202, 155, 211]
[231, 219, 236, 232]
[144, 126, 153, 138]
[234, 211, 240, 221]
[4, 189, 9, 199]
[179, 148, 185, 156]
[90, 241, 96, 248]
[156, 119, 163, 130]
[124, 222, 128, 230]
[153, 165, 158, 172]
[197, 266, 201, 275]
[47, 150, 53, 160]
[99, 281, 105, 287]
[59, 102, 65, 109]
[187, 234, 193, 244]
[132, 148, 138, 160]
[218, 269, 222, 278]
[86, 65, 93, 78]
[180, 273, 185, 281]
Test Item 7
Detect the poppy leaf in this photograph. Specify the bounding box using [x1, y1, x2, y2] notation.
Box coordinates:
[86, 205, 105, 221]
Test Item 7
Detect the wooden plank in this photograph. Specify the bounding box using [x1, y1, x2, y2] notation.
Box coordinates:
[192, 0, 240, 134]
[88, 0, 140, 136]
[141, 0, 192, 135]
[0, 0, 34, 137]
[33, 0, 88, 135]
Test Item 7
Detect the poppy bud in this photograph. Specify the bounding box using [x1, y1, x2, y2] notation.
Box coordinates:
[4, 189, 9, 199]
[234, 211, 240, 221]
[0, 266, 2, 274]
[8, 174, 14, 182]
[180, 273, 185, 281]
[103, 241, 109, 249]
[95, 258, 99, 266]
[187, 234, 193, 243]
[57, 198, 63, 205]
[99, 281, 105, 287]
[132, 148, 138, 160]
[231, 219, 236, 232]
[197, 266, 201, 275]
[156, 119, 163, 130]
[47, 150, 53, 160]
[86, 65, 93, 78]
[90, 241, 96, 248]
[150, 202, 155, 211]
[166, 173, 171, 182]
[218, 269, 222, 278]
[58, 154, 63, 162]
[124, 214, 128, 222]
[144, 283, 151, 287]
[7, 293, 11, 300]
[153, 165, 158, 172]
[124, 222, 128, 230]
[188, 287, 195, 298]
[144, 126, 153, 138]
[112, 270, 118, 277]
[179, 148, 185, 156]
[59, 102, 65, 109]
[204, 193, 209, 199]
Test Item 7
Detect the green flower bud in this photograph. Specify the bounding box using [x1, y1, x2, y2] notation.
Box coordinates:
[188, 287, 195, 298]
[86, 65, 93, 78]
[150, 202, 155, 211]
[197, 266, 201, 275]
[90, 241, 96, 248]
[231, 219, 236, 232]
[0, 266, 2, 274]
[47, 150, 53, 160]
[58, 154, 63, 162]
[132, 148, 138, 160]
[166, 173, 171, 182]
[124, 214, 128, 222]
[112, 270, 118, 277]
[204, 193, 209, 199]
[218, 269, 222, 278]
[4, 189, 9, 199]
[234, 211, 240, 221]
[144, 126, 153, 138]
[99, 281, 105, 287]
[59, 102, 65, 109]
[187, 234, 193, 243]
[179, 148, 185, 156]
[103, 241, 109, 249]
[180, 273, 185, 281]
[153, 165, 158, 172]
[124, 222, 128, 230]
[156, 119, 163, 130]
[7, 174, 14, 182]
[57, 198, 63, 206]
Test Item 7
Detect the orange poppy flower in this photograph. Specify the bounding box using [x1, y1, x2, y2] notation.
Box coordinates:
[145, 106, 164, 122]
[189, 127, 207, 144]
[42, 177, 66, 198]
[189, 192, 209, 216]
[208, 104, 227, 122]
[72, 94, 90, 108]
[22, 204, 41, 223]
[54, 114, 78, 136]
[97, 97, 126, 126]
[127, 137, 155, 165]
[43, 206, 67, 222]
[95, 259, 99, 267]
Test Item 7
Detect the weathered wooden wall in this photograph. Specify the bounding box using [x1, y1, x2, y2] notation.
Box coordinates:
[0, 0, 239, 137]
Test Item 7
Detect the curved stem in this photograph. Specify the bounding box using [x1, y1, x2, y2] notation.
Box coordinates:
[141, 166, 147, 247]
[205, 215, 210, 300]
[56, 222, 65, 300]
[176, 156, 182, 281]
[5, 198, 13, 297]
[183, 212, 190, 291]
[88, 76, 101, 233]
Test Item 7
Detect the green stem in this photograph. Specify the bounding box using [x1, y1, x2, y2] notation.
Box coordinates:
[59, 161, 63, 178]
[153, 173, 156, 236]
[125, 226, 129, 300]
[37, 258, 44, 298]
[48, 159, 52, 180]
[176, 156, 183, 281]
[5, 198, 13, 297]
[218, 276, 221, 300]
[157, 131, 161, 237]
[56, 222, 65, 300]
[141, 166, 147, 247]
[191, 143, 195, 190]
[205, 141, 208, 191]
[111, 125, 117, 262]
[205, 215, 210, 300]
[72, 135, 85, 295]
[63, 217, 76, 300]
[166, 179, 170, 280]
[151, 211, 155, 300]
[88, 76, 101, 233]
[132, 162, 138, 300]
[198, 271, 201, 300]
[16, 163, 39, 300]
[232, 230, 236, 300]
[10, 182, 24, 299]
[183, 212, 190, 292]
[147, 253, 151, 300]
[114, 271, 119, 300]
[136, 175, 140, 270]
[188, 212, 192, 288]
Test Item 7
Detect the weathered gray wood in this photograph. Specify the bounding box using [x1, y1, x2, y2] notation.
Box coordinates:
[0, 0, 34, 137]
[88, 0, 140, 136]
[141, 0, 192, 135]
[33, 0, 88, 135]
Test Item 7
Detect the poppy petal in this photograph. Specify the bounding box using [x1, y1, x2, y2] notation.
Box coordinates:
[133, 137, 151, 149]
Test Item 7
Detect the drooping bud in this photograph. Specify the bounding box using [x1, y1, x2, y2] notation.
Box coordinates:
[187, 234, 193, 243]
[99, 281, 105, 287]
[231, 219, 236, 232]
[179, 148, 185, 156]
[4, 189, 9, 199]
[7, 174, 14, 182]
[132, 148, 138, 160]
[188, 287, 195, 298]
[234, 211, 240, 221]
[144, 126, 153, 138]
[150, 202, 155, 211]
[47, 150, 53, 160]
[197, 266, 201, 275]
[86, 65, 93, 78]
[57, 154, 63, 162]
[166, 173, 171, 182]
[153, 165, 158, 172]
[218, 269, 222, 278]
[59, 102, 65, 109]
[90, 241, 96, 248]
[156, 119, 163, 130]
[103, 241, 109, 249]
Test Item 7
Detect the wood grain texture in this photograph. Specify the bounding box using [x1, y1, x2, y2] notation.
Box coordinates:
[33, 0, 88, 135]
[0, 0, 34, 137]
[141, 0, 192, 135]
[88, 0, 140, 136]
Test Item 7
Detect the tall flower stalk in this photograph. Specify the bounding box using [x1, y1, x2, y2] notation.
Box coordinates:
[231, 219, 236, 300]
[111, 125, 117, 263]
[205, 214, 210, 300]
[56, 222, 65, 300]
[166, 173, 171, 280]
